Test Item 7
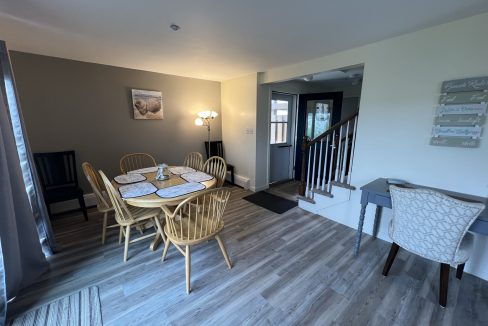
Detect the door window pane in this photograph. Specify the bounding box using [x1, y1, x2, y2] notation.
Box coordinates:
[270, 122, 287, 144]
[305, 100, 332, 139]
[270, 99, 289, 144]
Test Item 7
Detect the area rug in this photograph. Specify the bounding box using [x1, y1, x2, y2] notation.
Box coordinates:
[8, 286, 102, 326]
[243, 191, 297, 214]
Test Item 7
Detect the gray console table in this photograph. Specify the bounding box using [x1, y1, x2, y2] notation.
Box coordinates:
[354, 178, 488, 255]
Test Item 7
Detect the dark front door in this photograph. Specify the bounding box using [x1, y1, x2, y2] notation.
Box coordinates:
[294, 92, 343, 180]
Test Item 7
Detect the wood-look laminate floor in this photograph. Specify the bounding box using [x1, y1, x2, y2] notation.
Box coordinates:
[8, 187, 488, 325]
[267, 180, 300, 202]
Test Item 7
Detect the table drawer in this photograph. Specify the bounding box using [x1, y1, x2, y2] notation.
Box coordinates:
[371, 194, 392, 208]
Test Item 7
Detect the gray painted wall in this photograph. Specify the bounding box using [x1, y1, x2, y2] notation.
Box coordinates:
[10, 51, 221, 192]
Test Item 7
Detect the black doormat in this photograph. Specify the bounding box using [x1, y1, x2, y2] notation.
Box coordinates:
[243, 191, 297, 214]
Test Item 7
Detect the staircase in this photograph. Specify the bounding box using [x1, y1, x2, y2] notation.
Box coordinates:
[298, 112, 358, 212]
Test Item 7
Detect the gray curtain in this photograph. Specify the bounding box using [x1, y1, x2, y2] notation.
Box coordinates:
[0, 41, 52, 323]
[0, 41, 59, 256]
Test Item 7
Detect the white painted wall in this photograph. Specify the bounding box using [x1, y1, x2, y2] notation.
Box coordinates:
[221, 73, 258, 189]
[260, 13, 488, 280]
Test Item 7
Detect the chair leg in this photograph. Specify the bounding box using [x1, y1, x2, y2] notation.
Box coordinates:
[456, 263, 465, 280]
[101, 212, 108, 245]
[78, 195, 88, 221]
[162, 239, 171, 262]
[119, 226, 123, 244]
[439, 263, 450, 307]
[215, 234, 232, 269]
[185, 245, 191, 294]
[382, 242, 400, 276]
[124, 225, 131, 262]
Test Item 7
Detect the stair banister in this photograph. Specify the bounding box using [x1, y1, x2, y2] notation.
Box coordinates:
[299, 136, 309, 196]
[299, 112, 359, 197]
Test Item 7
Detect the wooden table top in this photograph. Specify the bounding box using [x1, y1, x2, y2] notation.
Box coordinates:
[113, 169, 216, 208]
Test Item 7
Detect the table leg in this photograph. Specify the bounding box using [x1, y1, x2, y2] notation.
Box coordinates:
[354, 203, 368, 256]
[372, 206, 382, 239]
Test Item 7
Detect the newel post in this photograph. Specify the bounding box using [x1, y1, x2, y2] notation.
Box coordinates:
[298, 136, 309, 196]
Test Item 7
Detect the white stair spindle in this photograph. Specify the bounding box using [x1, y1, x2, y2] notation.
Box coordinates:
[334, 126, 342, 182]
[328, 130, 335, 193]
[306, 146, 311, 198]
[316, 139, 323, 189]
[310, 143, 317, 196]
[321, 135, 329, 191]
[347, 116, 358, 184]
[341, 120, 350, 183]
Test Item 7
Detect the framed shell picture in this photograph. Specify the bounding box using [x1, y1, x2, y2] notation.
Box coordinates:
[132, 89, 163, 120]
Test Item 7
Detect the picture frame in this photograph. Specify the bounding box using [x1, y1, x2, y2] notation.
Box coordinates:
[132, 89, 163, 120]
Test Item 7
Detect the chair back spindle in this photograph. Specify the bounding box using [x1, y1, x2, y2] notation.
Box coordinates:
[99, 170, 135, 225]
[204, 141, 225, 159]
[119, 153, 156, 174]
[164, 188, 231, 242]
[82, 162, 111, 211]
[203, 156, 227, 187]
[184, 152, 203, 170]
[34, 150, 79, 189]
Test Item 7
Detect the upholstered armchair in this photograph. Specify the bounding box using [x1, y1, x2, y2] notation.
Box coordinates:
[382, 185, 485, 307]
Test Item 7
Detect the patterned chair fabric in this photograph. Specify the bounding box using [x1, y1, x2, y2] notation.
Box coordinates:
[389, 185, 485, 265]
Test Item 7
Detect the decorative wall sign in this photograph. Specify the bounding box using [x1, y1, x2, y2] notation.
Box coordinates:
[432, 126, 482, 138]
[430, 137, 480, 148]
[435, 103, 487, 116]
[434, 114, 485, 126]
[439, 91, 488, 104]
[132, 89, 163, 120]
[431, 76, 487, 148]
[441, 76, 488, 93]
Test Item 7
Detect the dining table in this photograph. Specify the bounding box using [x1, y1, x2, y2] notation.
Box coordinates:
[112, 166, 217, 250]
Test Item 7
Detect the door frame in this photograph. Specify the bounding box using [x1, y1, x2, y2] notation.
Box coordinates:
[294, 92, 343, 180]
[268, 91, 298, 185]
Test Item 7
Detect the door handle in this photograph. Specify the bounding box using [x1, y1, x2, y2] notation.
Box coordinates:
[278, 145, 292, 148]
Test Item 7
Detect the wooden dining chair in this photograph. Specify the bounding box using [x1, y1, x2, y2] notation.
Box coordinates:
[82, 162, 121, 244]
[161, 188, 232, 294]
[34, 150, 88, 220]
[203, 156, 227, 187]
[205, 141, 234, 184]
[99, 170, 167, 262]
[119, 153, 157, 174]
[382, 186, 485, 307]
[183, 152, 203, 171]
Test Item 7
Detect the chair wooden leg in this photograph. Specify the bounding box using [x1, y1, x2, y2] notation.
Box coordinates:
[78, 195, 88, 221]
[440, 263, 450, 307]
[162, 239, 171, 262]
[456, 263, 465, 280]
[119, 226, 123, 244]
[382, 242, 400, 276]
[101, 212, 108, 245]
[215, 234, 232, 269]
[124, 225, 131, 262]
[185, 245, 191, 294]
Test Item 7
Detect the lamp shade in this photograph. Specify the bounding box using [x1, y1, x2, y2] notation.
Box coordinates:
[194, 117, 204, 126]
[197, 110, 218, 119]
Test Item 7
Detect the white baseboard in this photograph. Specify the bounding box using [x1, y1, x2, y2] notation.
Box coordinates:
[50, 193, 97, 214]
[231, 173, 250, 189]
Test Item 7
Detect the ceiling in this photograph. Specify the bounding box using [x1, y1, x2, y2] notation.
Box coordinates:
[1, 0, 487, 81]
